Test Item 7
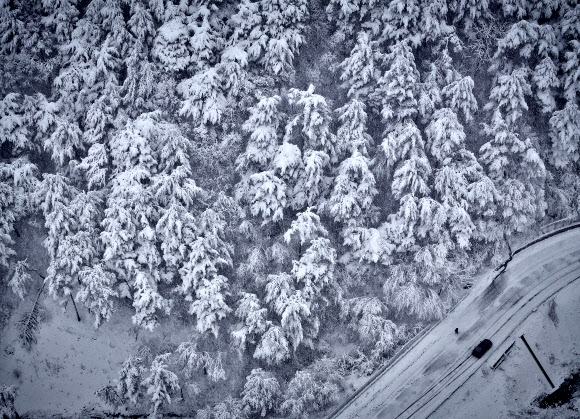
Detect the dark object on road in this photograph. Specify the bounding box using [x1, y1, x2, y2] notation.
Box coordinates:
[455, 328, 459, 334]
[472, 339, 493, 358]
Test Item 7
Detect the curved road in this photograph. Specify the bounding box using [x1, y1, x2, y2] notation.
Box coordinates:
[330, 227, 580, 419]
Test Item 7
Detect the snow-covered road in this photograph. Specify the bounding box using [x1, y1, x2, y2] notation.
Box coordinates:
[330, 227, 580, 419]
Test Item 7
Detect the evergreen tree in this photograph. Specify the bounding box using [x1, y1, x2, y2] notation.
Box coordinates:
[179, 209, 233, 337]
[444, 76, 478, 122]
[549, 102, 580, 169]
[261, 0, 309, 75]
[243, 171, 288, 225]
[132, 270, 171, 331]
[231, 292, 269, 348]
[532, 57, 559, 114]
[142, 353, 180, 418]
[377, 0, 422, 46]
[485, 67, 531, 127]
[152, 15, 190, 71]
[116, 356, 144, 405]
[341, 297, 399, 360]
[280, 369, 339, 418]
[42, 0, 79, 43]
[286, 85, 337, 161]
[335, 98, 374, 159]
[0, 93, 30, 153]
[449, 0, 490, 33]
[178, 67, 227, 125]
[236, 95, 282, 175]
[77, 264, 118, 328]
[241, 368, 281, 417]
[327, 151, 377, 225]
[480, 110, 546, 239]
[563, 40, 580, 103]
[254, 324, 290, 364]
[374, 41, 419, 129]
[339, 32, 380, 102]
[284, 207, 327, 246]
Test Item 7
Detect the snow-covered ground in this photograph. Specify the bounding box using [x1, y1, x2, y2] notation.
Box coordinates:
[0, 297, 196, 417]
[331, 227, 580, 419]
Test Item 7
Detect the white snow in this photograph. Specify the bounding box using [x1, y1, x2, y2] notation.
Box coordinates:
[332, 227, 580, 419]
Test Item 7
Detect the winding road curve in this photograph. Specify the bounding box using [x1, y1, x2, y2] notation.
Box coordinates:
[329, 225, 580, 419]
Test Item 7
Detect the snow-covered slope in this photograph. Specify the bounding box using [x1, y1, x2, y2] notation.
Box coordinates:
[331, 227, 580, 419]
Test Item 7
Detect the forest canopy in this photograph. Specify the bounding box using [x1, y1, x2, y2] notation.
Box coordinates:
[1, 0, 579, 417]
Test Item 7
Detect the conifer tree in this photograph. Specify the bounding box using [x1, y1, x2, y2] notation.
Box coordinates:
[152, 16, 191, 71]
[327, 151, 377, 225]
[444, 76, 478, 122]
[261, 0, 309, 75]
[179, 209, 233, 336]
[142, 353, 180, 418]
[241, 368, 281, 417]
[485, 67, 531, 127]
[549, 102, 580, 169]
[77, 264, 118, 328]
[254, 324, 290, 364]
[0, 93, 30, 153]
[116, 356, 144, 405]
[532, 57, 559, 114]
[480, 110, 546, 239]
[236, 95, 282, 175]
[231, 292, 269, 348]
[378, 0, 422, 46]
[339, 32, 380, 102]
[374, 41, 419, 130]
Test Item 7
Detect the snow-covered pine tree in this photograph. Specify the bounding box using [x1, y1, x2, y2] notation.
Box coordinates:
[374, 41, 420, 130]
[325, 0, 375, 35]
[241, 368, 281, 417]
[291, 237, 339, 306]
[480, 110, 546, 239]
[261, 0, 309, 76]
[236, 95, 282, 175]
[283, 207, 327, 246]
[280, 368, 339, 418]
[178, 67, 227, 125]
[449, 0, 490, 34]
[132, 270, 171, 331]
[335, 98, 374, 160]
[253, 324, 290, 364]
[485, 67, 531, 127]
[231, 292, 269, 348]
[142, 353, 180, 418]
[375, 0, 422, 46]
[116, 356, 144, 405]
[0, 93, 30, 153]
[0, 177, 15, 269]
[341, 297, 399, 360]
[425, 108, 479, 249]
[327, 151, 377, 226]
[549, 102, 580, 169]
[41, 0, 79, 43]
[77, 264, 118, 328]
[153, 122, 201, 276]
[179, 209, 233, 337]
[152, 14, 190, 71]
[39, 173, 81, 305]
[286, 85, 337, 162]
[563, 40, 580, 103]
[444, 76, 478, 122]
[339, 32, 380, 103]
[532, 56, 559, 114]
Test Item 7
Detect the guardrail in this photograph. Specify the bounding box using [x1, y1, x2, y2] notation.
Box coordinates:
[326, 218, 580, 419]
